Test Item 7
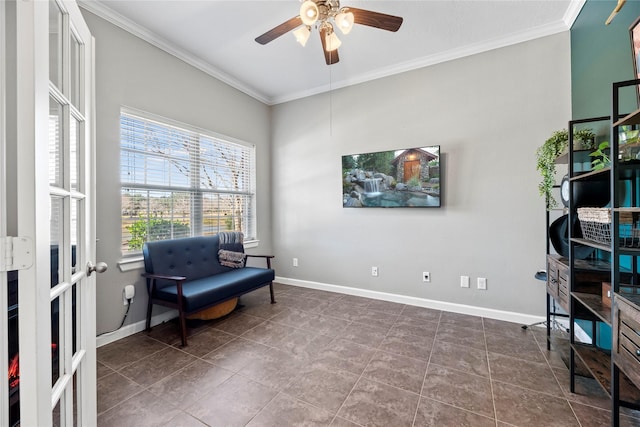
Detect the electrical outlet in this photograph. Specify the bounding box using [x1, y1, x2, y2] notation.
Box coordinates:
[293, 257, 298, 267]
[372, 266, 379, 277]
[123, 284, 135, 305]
[423, 272, 430, 282]
[477, 277, 487, 290]
[460, 275, 470, 288]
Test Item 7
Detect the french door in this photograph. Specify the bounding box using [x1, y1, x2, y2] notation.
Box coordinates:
[1, 0, 8, 424]
[11, 0, 99, 425]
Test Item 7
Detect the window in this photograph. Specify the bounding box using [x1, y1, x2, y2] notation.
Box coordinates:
[120, 109, 256, 254]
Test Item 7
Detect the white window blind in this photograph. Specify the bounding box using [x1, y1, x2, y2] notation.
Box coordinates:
[120, 110, 256, 254]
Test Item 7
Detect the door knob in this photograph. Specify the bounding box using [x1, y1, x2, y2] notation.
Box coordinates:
[86, 261, 107, 277]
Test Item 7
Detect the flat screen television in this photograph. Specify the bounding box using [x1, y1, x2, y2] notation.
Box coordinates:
[342, 145, 441, 208]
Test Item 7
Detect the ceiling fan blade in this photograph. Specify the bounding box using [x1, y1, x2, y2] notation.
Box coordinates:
[319, 28, 340, 65]
[255, 16, 303, 45]
[348, 7, 403, 32]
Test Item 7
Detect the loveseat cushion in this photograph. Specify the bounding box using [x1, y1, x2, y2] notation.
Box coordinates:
[143, 235, 229, 284]
[154, 267, 275, 312]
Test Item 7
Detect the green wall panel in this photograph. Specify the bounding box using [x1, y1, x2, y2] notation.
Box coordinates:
[571, 0, 640, 349]
[572, 0, 640, 120]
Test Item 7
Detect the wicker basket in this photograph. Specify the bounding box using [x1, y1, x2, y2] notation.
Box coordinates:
[577, 207, 639, 247]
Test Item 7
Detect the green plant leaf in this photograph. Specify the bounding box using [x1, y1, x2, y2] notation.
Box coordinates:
[589, 141, 610, 170]
[536, 129, 568, 210]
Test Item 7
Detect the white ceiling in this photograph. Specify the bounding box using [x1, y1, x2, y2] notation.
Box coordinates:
[79, 0, 584, 105]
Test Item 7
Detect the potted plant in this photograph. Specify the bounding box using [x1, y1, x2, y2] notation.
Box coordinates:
[536, 129, 568, 210]
[574, 128, 596, 150]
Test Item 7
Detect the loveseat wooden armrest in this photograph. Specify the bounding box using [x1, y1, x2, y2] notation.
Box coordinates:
[245, 254, 275, 268]
[141, 272, 187, 282]
[141, 272, 187, 300]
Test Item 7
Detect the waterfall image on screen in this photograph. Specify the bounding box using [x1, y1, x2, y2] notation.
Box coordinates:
[342, 146, 441, 208]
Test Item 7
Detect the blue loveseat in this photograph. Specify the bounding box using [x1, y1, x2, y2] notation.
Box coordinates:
[142, 235, 275, 346]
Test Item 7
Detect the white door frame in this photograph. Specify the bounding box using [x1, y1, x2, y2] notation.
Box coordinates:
[15, 1, 97, 425]
[16, 0, 52, 424]
[0, 0, 9, 425]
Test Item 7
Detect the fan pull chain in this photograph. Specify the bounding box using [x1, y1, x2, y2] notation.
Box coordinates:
[329, 51, 333, 136]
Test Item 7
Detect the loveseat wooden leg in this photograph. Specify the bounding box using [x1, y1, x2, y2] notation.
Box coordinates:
[178, 311, 188, 347]
[145, 298, 153, 332]
[269, 282, 276, 304]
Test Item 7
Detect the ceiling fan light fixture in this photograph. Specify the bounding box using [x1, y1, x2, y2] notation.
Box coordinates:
[293, 26, 311, 46]
[256, 1, 404, 66]
[300, 1, 319, 26]
[324, 26, 341, 52]
[335, 10, 354, 34]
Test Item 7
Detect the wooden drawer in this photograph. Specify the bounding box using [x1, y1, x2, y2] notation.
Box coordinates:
[546, 255, 560, 299]
[547, 255, 570, 308]
[557, 274, 570, 312]
[613, 294, 640, 389]
[546, 277, 559, 299]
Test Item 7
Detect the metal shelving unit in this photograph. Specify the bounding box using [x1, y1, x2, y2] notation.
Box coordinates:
[567, 79, 640, 427]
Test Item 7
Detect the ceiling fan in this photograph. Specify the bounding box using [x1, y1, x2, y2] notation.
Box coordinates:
[255, 0, 403, 65]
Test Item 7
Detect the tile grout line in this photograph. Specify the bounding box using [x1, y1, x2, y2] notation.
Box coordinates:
[101, 285, 613, 426]
[410, 309, 442, 427]
[242, 389, 284, 427]
[321, 294, 360, 427]
[245, 295, 355, 423]
[484, 320, 589, 426]
[328, 300, 409, 426]
[540, 333, 585, 427]
[482, 317, 500, 427]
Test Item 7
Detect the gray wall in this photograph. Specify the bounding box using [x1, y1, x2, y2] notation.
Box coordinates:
[84, 7, 572, 332]
[271, 33, 572, 316]
[81, 11, 272, 334]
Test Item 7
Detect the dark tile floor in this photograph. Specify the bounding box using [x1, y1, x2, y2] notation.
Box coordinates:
[96, 283, 640, 426]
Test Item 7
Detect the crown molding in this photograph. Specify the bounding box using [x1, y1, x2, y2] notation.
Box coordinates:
[563, 0, 587, 28]
[79, 0, 583, 107]
[78, 0, 270, 105]
[271, 18, 573, 105]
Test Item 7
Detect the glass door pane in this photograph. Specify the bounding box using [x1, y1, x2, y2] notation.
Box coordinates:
[69, 33, 80, 109]
[50, 195, 63, 389]
[51, 297, 60, 386]
[50, 196, 63, 287]
[71, 198, 80, 355]
[49, 97, 63, 187]
[48, 0, 63, 90]
[7, 269, 19, 426]
[70, 116, 79, 192]
[70, 198, 79, 274]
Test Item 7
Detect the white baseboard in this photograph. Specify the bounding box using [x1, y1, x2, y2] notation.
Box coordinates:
[96, 309, 177, 348]
[97, 277, 551, 347]
[275, 276, 546, 325]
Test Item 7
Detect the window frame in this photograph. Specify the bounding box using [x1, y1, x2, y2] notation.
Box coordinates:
[119, 107, 257, 257]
